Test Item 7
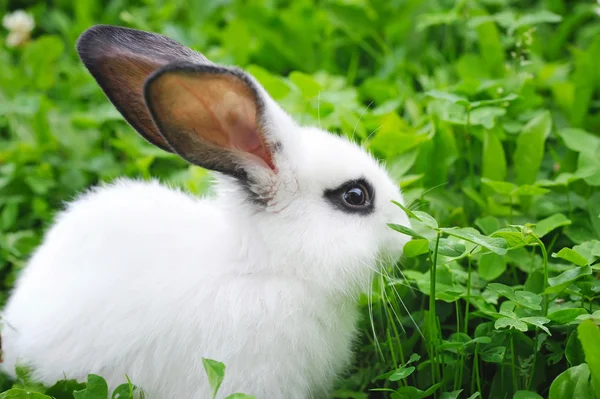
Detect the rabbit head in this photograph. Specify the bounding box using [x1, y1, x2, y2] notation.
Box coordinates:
[77, 25, 410, 296]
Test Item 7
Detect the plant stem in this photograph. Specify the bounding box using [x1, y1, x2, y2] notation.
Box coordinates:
[385, 326, 398, 369]
[546, 230, 560, 257]
[474, 343, 482, 394]
[389, 304, 405, 365]
[454, 301, 461, 391]
[528, 330, 539, 390]
[430, 231, 441, 386]
[455, 300, 461, 333]
[454, 352, 460, 391]
[466, 108, 474, 184]
[464, 253, 472, 335]
[566, 184, 573, 220]
[532, 235, 550, 315]
[511, 331, 518, 391]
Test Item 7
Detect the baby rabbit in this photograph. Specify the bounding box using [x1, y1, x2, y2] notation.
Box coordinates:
[1, 25, 410, 399]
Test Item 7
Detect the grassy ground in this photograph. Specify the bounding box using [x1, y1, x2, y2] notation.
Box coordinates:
[1, 0, 600, 398]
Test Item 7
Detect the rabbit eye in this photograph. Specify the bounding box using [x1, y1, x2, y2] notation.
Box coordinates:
[324, 179, 374, 215]
[343, 184, 369, 207]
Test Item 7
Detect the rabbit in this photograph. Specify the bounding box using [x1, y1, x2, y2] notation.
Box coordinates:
[0, 25, 410, 399]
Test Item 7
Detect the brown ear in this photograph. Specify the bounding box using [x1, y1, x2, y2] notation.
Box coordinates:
[76, 25, 210, 152]
[143, 63, 276, 177]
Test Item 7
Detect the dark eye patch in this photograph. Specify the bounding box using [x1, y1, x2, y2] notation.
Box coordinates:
[324, 178, 374, 215]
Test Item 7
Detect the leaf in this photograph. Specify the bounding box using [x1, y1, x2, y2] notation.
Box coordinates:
[495, 317, 528, 332]
[440, 391, 462, 399]
[492, 230, 535, 250]
[475, 216, 501, 236]
[572, 241, 600, 265]
[487, 283, 516, 301]
[73, 375, 109, 399]
[111, 383, 135, 399]
[481, 178, 516, 196]
[537, 171, 592, 187]
[467, 336, 493, 346]
[587, 193, 600, 238]
[0, 390, 51, 399]
[546, 265, 592, 294]
[387, 224, 425, 239]
[388, 366, 416, 381]
[470, 94, 518, 109]
[521, 317, 551, 335]
[577, 320, 600, 399]
[481, 346, 506, 363]
[391, 200, 421, 221]
[246, 66, 290, 100]
[570, 37, 600, 127]
[22, 36, 65, 90]
[413, 211, 438, 229]
[482, 129, 507, 184]
[370, 130, 430, 158]
[45, 379, 87, 399]
[471, 107, 507, 129]
[514, 291, 543, 311]
[14, 366, 46, 393]
[547, 308, 588, 324]
[225, 395, 256, 399]
[548, 364, 594, 399]
[552, 248, 589, 266]
[440, 227, 508, 255]
[417, 10, 460, 30]
[513, 391, 543, 399]
[514, 111, 552, 185]
[289, 71, 321, 98]
[403, 239, 429, 257]
[474, 10, 505, 77]
[533, 214, 572, 238]
[478, 253, 507, 281]
[557, 128, 600, 156]
[202, 358, 226, 399]
[430, 238, 466, 257]
[406, 353, 421, 364]
[512, 10, 562, 30]
[578, 151, 600, 187]
[566, 330, 586, 367]
[512, 185, 549, 197]
[425, 90, 469, 105]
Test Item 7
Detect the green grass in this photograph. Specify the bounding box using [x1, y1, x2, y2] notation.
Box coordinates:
[1, 0, 600, 398]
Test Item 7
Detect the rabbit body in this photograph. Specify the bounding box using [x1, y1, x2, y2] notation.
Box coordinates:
[1, 25, 410, 398]
[2, 179, 358, 398]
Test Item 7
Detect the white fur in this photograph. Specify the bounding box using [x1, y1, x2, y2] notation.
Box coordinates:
[1, 55, 410, 399]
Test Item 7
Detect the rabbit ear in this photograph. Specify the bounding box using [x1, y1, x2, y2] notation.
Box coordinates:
[143, 63, 278, 178]
[76, 25, 210, 152]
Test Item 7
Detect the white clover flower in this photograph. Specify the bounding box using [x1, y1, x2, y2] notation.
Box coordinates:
[3, 10, 34, 33]
[2, 10, 34, 47]
[6, 31, 28, 47]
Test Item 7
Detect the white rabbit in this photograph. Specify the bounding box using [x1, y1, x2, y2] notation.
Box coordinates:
[1, 25, 410, 399]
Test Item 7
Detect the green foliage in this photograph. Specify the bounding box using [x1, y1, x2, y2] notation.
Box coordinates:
[1, 0, 600, 398]
[577, 320, 600, 398]
[200, 359, 256, 399]
[0, 371, 134, 399]
[72, 375, 108, 399]
[202, 358, 226, 399]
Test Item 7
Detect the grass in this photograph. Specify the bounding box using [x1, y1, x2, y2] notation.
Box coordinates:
[1, 0, 600, 398]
